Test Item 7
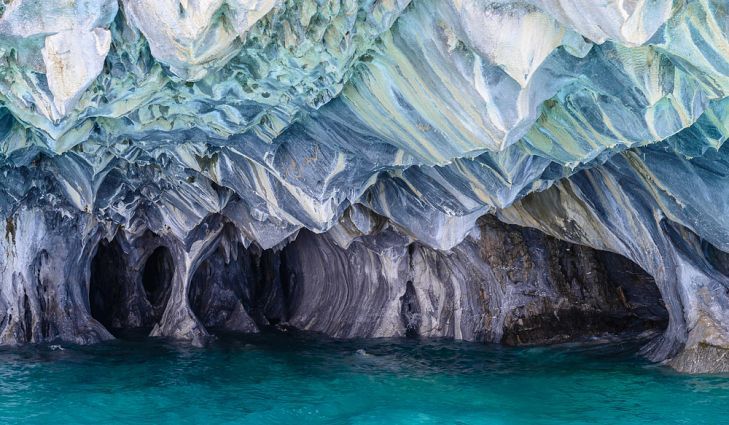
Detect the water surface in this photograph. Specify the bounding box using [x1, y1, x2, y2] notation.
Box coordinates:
[1, 332, 727, 424]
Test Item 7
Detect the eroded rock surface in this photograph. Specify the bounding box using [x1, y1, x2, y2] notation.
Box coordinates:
[50, 211, 668, 349]
[0, 0, 728, 373]
[274, 217, 667, 344]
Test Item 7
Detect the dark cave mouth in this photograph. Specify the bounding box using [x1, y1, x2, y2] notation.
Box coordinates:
[499, 248, 669, 347]
[86, 224, 669, 346]
[142, 246, 174, 310]
[89, 237, 174, 335]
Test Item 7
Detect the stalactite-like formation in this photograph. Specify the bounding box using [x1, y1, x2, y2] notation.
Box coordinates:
[0, 0, 729, 373]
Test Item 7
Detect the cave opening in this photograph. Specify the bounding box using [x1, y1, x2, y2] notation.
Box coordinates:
[88, 218, 669, 347]
[499, 240, 669, 346]
[188, 243, 262, 334]
[89, 239, 126, 332]
[89, 239, 174, 337]
[142, 246, 174, 311]
[400, 281, 421, 338]
[185, 236, 302, 335]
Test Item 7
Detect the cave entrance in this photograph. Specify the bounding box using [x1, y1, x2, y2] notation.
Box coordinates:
[89, 239, 126, 332]
[142, 246, 174, 312]
[500, 238, 669, 346]
[89, 240, 174, 337]
[188, 244, 259, 334]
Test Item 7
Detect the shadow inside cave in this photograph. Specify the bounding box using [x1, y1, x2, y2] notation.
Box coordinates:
[89, 235, 173, 337]
[86, 219, 669, 347]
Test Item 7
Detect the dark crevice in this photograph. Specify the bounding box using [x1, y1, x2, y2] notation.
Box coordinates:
[89, 236, 173, 336]
[703, 241, 729, 278]
[22, 292, 32, 343]
[188, 243, 257, 332]
[253, 247, 293, 326]
[189, 259, 214, 324]
[89, 240, 124, 330]
[279, 249, 295, 321]
[400, 281, 421, 338]
[142, 246, 174, 310]
[30, 250, 51, 340]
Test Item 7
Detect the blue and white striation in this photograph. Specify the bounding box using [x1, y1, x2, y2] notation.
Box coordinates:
[0, 0, 728, 373]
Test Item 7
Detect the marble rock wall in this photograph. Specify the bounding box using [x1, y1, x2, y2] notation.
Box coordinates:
[1, 0, 729, 374]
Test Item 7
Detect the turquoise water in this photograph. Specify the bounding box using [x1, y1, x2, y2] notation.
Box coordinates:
[1, 332, 728, 425]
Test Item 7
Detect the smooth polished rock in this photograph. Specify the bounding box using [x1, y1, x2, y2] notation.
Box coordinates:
[0, 0, 728, 374]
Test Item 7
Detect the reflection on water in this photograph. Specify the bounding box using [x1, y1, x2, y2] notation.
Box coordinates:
[0, 330, 727, 425]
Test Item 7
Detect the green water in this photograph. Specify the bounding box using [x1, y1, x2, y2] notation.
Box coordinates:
[1, 332, 728, 425]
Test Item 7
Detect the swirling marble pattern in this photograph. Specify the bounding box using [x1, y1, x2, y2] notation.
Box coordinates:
[0, 0, 728, 373]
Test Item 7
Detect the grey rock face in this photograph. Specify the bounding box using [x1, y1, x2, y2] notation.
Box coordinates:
[0, 203, 111, 345]
[0, 0, 728, 374]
